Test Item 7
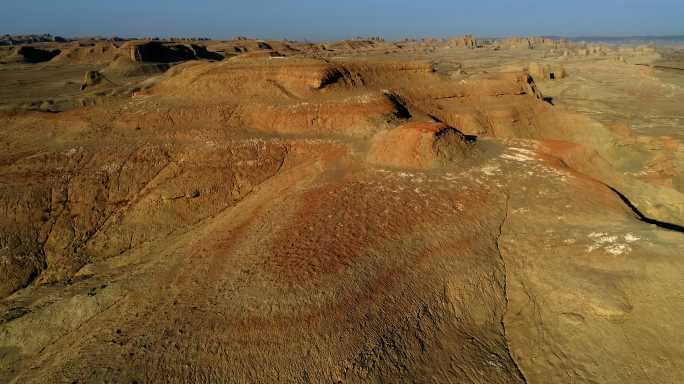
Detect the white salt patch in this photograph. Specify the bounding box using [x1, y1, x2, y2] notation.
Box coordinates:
[510, 147, 536, 155]
[624, 233, 640, 243]
[500, 153, 534, 162]
[605, 244, 632, 256]
[587, 232, 633, 255]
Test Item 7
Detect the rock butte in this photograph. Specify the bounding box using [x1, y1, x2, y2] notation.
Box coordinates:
[0, 35, 683, 384]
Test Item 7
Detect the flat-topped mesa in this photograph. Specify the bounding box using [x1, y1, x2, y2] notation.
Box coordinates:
[151, 58, 346, 99]
[396, 72, 551, 138]
[404, 71, 545, 102]
[50, 42, 119, 64]
[367, 122, 474, 169]
[324, 39, 387, 51]
[241, 93, 402, 138]
[330, 59, 436, 87]
[1, 39, 227, 66]
[204, 39, 301, 57]
[447, 34, 478, 49]
[123, 41, 200, 63]
[464, 72, 545, 99]
[129, 58, 410, 137]
[150, 56, 439, 102]
[2, 46, 61, 64]
[495, 36, 569, 50]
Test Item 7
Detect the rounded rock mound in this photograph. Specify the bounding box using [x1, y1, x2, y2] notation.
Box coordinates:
[367, 122, 474, 169]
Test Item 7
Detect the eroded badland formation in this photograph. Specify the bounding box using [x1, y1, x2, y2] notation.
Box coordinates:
[0, 34, 683, 383]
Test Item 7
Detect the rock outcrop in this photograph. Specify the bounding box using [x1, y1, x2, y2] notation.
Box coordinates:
[2, 46, 61, 63]
[528, 62, 567, 80]
[367, 122, 474, 168]
[447, 34, 478, 48]
[80, 70, 104, 90]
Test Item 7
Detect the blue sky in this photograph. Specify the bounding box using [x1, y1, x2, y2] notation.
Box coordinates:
[2, 0, 683, 40]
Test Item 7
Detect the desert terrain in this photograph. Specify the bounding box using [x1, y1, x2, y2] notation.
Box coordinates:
[0, 34, 683, 383]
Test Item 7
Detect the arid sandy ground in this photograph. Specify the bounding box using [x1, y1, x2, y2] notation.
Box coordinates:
[0, 36, 683, 383]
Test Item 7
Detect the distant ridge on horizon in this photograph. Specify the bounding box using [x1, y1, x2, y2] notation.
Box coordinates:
[2, 32, 684, 46]
[547, 35, 684, 42]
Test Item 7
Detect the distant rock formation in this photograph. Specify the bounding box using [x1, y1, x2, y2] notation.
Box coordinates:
[51, 42, 120, 64]
[495, 36, 569, 50]
[2, 46, 61, 63]
[0, 34, 68, 46]
[124, 41, 196, 63]
[528, 62, 567, 80]
[447, 34, 477, 49]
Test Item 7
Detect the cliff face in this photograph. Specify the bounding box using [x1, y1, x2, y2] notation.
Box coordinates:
[447, 34, 478, 48]
[0, 46, 62, 63]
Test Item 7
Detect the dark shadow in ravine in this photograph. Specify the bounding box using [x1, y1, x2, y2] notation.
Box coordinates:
[608, 186, 684, 233]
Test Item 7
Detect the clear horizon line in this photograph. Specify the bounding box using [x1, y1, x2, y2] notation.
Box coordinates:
[3, 32, 684, 42]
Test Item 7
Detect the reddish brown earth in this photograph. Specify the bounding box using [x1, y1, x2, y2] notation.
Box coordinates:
[0, 36, 683, 383]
